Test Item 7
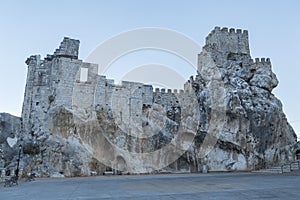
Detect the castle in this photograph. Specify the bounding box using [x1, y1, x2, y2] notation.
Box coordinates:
[18, 27, 296, 176]
[22, 26, 272, 135]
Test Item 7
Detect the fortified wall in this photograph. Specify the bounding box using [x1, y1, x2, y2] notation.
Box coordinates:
[22, 38, 196, 137]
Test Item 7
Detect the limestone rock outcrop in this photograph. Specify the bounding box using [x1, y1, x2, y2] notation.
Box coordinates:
[193, 27, 297, 171]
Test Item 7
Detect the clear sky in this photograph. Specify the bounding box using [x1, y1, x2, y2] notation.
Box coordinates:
[0, 0, 299, 139]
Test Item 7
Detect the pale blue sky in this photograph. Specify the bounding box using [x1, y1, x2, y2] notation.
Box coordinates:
[0, 0, 299, 138]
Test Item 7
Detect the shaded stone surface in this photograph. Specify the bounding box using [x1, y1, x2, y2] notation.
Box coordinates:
[0, 113, 21, 169]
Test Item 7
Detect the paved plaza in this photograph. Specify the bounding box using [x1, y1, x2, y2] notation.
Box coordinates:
[0, 172, 300, 199]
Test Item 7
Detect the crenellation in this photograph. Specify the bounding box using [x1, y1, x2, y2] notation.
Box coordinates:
[167, 89, 172, 93]
[189, 75, 194, 82]
[254, 57, 271, 64]
[207, 26, 249, 36]
[221, 27, 228, 32]
[214, 26, 221, 31]
[45, 54, 53, 61]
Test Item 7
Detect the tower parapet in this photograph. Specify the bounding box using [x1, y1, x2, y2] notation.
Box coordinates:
[205, 26, 250, 55]
[254, 57, 271, 64]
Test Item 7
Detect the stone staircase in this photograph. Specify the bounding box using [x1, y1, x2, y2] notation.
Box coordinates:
[252, 161, 300, 174]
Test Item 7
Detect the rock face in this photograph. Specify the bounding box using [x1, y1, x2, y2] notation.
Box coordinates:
[1, 27, 297, 177]
[196, 27, 297, 171]
[0, 113, 21, 169]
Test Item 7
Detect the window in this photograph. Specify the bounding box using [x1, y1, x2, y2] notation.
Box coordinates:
[80, 68, 88, 82]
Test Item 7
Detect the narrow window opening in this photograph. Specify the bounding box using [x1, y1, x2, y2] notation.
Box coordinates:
[80, 68, 88, 82]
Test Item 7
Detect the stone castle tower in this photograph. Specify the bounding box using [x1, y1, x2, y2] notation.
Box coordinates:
[18, 27, 296, 176]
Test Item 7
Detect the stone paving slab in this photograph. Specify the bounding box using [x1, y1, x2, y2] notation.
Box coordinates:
[1, 173, 300, 199]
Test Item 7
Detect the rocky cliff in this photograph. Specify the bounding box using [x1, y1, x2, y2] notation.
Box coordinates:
[0, 27, 297, 177]
[193, 27, 297, 171]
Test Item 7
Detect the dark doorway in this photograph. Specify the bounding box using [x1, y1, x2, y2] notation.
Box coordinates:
[296, 149, 300, 160]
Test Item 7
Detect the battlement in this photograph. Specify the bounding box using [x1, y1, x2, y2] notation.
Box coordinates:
[207, 26, 248, 38]
[205, 26, 250, 55]
[154, 88, 185, 94]
[53, 37, 80, 59]
[24, 34, 272, 115]
[254, 57, 271, 64]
